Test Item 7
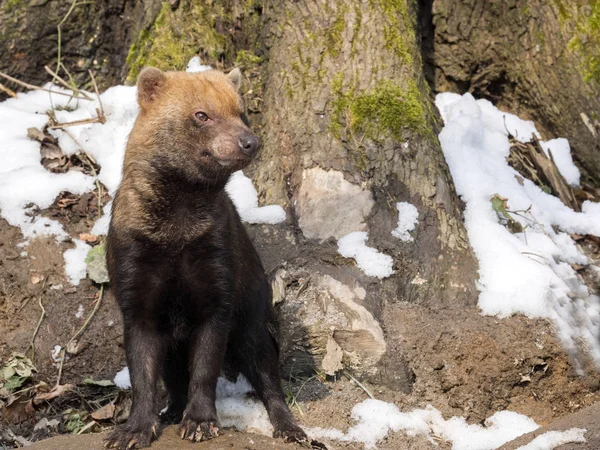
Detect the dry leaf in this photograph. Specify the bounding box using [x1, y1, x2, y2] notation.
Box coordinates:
[66, 340, 88, 356]
[31, 383, 74, 406]
[91, 402, 115, 421]
[1, 395, 35, 424]
[27, 127, 45, 142]
[79, 233, 99, 244]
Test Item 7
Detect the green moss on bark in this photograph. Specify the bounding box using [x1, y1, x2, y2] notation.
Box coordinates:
[235, 50, 262, 68]
[555, 0, 600, 84]
[125, 1, 228, 83]
[567, 0, 600, 84]
[3, 0, 24, 13]
[373, 0, 414, 65]
[324, 5, 349, 57]
[330, 75, 428, 141]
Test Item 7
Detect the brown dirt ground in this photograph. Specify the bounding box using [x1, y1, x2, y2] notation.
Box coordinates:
[1, 212, 600, 450]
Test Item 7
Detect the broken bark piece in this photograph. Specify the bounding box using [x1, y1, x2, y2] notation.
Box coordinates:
[508, 137, 580, 211]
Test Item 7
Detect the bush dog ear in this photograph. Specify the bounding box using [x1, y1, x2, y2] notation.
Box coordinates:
[137, 67, 167, 107]
[227, 68, 242, 91]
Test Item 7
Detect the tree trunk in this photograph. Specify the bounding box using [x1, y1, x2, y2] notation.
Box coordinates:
[421, 0, 600, 180]
[249, 0, 479, 385]
[255, 0, 478, 302]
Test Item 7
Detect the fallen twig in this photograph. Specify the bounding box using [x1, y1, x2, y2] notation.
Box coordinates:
[44, 65, 93, 100]
[88, 70, 106, 123]
[344, 371, 375, 399]
[0, 82, 16, 97]
[27, 278, 48, 361]
[55, 348, 66, 388]
[66, 284, 105, 352]
[48, 116, 104, 129]
[0, 70, 91, 100]
[77, 420, 97, 435]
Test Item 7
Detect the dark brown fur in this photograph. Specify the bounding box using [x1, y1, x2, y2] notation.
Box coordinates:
[104, 67, 306, 449]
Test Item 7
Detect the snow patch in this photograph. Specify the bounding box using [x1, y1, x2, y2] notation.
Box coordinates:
[225, 171, 286, 224]
[113, 368, 273, 435]
[186, 56, 212, 73]
[0, 57, 287, 247]
[113, 367, 131, 389]
[75, 304, 84, 319]
[0, 84, 135, 242]
[540, 139, 580, 186]
[436, 92, 600, 366]
[309, 399, 539, 450]
[91, 201, 112, 236]
[516, 428, 586, 450]
[392, 202, 419, 242]
[337, 232, 394, 279]
[63, 239, 92, 286]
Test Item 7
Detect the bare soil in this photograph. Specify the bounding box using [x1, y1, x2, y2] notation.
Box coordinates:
[1, 214, 599, 449]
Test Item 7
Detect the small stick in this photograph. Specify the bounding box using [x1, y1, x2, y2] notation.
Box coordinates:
[48, 116, 104, 129]
[344, 371, 375, 399]
[60, 128, 98, 176]
[55, 348, 66, 388]
[44, 65, 93, 100]
[0, 82, 16, 97]
[59, 127, 103, 215]
[0, 70, 91, 100]
[28, 278, 48, 361]
[88, 70, 106, 123]
[67, 284, 105, 350]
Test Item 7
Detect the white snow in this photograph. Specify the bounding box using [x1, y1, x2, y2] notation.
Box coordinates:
[337, 231, 394, 278]
[309, 399, 539, 450]
[0, 84, 135, 242]
[516, 428, 587, 450]
[435, 92, 600, 366]
[0, 55, 287, 262]
[113, 367, 131, 389]
[540, 139, 580, 186]
[90, 201, 112, 236]
[186, 56, 212, 73]
[63, 239, 92, 285]
[75, 304, 84, 319]
[113, 367, 272, 435]
[225, 171, 286, 224]
[51, 345, 63, 363]
[392, 201, 419, 242]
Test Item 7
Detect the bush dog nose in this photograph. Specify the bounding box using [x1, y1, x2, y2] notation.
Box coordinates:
[238, 134, 260, 156]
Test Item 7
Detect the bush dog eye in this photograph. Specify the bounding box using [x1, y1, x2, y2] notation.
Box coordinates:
[195, 111, 209, 122]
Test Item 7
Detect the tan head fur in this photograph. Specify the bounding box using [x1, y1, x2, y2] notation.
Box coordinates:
[124, 67, 259, 185]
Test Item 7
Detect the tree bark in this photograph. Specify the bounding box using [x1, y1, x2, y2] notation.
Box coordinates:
[422, 0, 600, 180]
[249, 0, 479, 385]
[0, 0, 163, 92]
[255, 0, 478, 305]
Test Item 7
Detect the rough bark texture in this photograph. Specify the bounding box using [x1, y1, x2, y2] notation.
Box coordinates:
[0, 0, 162, 91]
[248, 0, 479, 385]
[422, 0, 600, 180]
[255, 0, 478, 305]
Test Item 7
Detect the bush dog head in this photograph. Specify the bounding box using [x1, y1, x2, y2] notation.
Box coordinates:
[133, 66, 259, 184]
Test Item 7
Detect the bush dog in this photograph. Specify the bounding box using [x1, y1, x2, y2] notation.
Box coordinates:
[105, 67, 306, 449]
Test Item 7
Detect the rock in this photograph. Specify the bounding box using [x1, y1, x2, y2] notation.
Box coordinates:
[498, 402, 600, 449]
[295, 168, 374, 240]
